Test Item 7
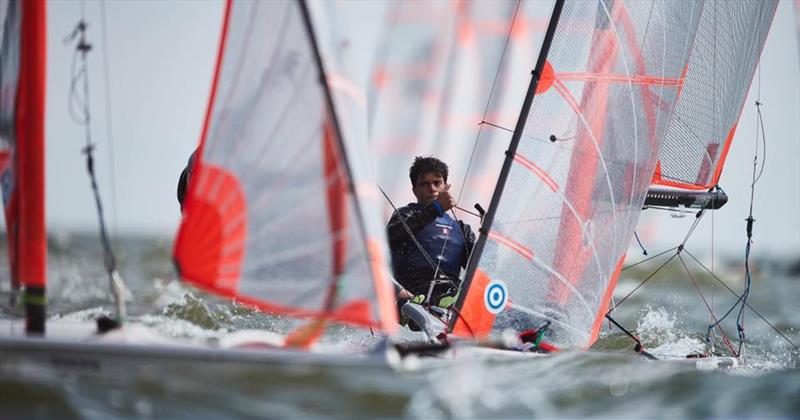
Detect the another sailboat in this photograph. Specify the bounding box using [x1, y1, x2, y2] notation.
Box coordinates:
[0, 0, 406, 376]
[381, 0, 781, 367]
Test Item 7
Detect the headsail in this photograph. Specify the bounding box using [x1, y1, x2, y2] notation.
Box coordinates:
[0, 0, 47, 333]
[174, 0, 396, 339]
[653, 1, 778, 190]
[451, 0, 706, 350]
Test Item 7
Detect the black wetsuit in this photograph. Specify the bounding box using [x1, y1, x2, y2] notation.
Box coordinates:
[387, 202, 476, 302]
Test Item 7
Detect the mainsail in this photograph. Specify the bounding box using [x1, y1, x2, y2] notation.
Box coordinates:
[174, 0, 396, 341]
[653, 1, 778, 190]
[451, 0, 707, 350]
[0, 0, 46, 333]
[368, 0, 540, 220]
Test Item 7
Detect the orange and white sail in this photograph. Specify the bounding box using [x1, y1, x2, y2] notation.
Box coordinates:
[174, 0, 397, 343]
[451, 0, 709, 350]
[653, 1, 777, 190]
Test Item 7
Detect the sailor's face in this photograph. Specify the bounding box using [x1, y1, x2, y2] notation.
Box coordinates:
[413, 172, 445, 205]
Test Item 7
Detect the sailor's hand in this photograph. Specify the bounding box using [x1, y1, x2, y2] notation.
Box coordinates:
[397, 289, 414, 299]
[435, 184, 455, 212]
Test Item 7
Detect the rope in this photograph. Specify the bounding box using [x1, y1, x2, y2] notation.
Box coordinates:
[633, 231, 648, 256]
[684, 250, 798, 351]
[377, 185, 438, 284]
[65, 18, 127, 321]
[604, 314, 657, 360]
[612, 252, 677, 309]
[678, 255, 738, 356]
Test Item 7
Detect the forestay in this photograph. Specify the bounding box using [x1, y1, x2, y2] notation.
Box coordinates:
[174, 0, 396, 339]
[451, 0, 705, 350]
[653, 0, 778, 190]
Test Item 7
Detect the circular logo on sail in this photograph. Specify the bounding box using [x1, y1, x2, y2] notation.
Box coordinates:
[484, 280, 508, 314]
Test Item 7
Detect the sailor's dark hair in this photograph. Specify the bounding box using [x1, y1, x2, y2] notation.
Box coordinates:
[409, 156, 448, 186]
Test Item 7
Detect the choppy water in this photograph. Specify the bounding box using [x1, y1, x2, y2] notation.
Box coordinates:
[1, 233, 799, 419]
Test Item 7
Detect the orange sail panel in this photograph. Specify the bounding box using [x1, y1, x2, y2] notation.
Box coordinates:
[174, 0, 396, 336]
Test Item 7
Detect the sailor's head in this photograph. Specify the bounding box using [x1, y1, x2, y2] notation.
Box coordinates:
[177, 149, 198, 211]
[410, 156, 448, 205]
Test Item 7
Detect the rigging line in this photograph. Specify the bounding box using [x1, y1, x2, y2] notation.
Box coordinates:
[376, 184, 438, 277]
[478, 120, 514, 133]
[622, 246, 679, 272]
[684, 249, 799, 351]
[99, 0, 118, 242]
[612, 252, 677, 310]
[605, 314, 657, 360]
[454, 0, 521, 206]
[633, 231, 648, 256]
[753, 101, 767, 184]
[66, 19, 127, 321]
[677, 254, 739, 356]
[680, 208, 706, 246]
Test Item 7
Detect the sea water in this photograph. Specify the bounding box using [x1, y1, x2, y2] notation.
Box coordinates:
[0, 233, 798, 419]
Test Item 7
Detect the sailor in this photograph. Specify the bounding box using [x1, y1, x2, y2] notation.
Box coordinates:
[176, 149, 197, 210]
[387, 156, 476, 310]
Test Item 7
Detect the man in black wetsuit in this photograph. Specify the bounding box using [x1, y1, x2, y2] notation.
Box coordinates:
[387, 156, 476, 309]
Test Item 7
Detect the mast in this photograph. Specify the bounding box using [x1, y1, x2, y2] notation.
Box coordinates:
[17, 0, 47, 334]
[450, 0, 564, 332]
[297, 0, 382, 316]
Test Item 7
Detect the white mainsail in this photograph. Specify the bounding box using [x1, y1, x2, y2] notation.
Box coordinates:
[451, 0, 709, 350]
[174, 0, 397, 343]
[653, 1, 778, 190]
[368, 0, 536, 220]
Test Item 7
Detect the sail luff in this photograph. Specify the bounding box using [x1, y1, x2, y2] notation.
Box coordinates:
[450, 0, 566, 334]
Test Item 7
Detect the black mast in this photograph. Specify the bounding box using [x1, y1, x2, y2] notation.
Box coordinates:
[449, 0, 566, 332]
[297, 0, 378, 312]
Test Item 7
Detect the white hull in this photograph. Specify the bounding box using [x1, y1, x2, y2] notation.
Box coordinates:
[0, 319, 401, 381]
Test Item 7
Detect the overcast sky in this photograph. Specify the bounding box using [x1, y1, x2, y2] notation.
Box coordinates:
[40, 0, 798, 260]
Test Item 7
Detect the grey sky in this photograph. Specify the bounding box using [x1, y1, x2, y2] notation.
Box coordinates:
[42, 0, 798, 260]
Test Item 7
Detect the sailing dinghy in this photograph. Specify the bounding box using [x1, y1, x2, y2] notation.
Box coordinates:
[1, 0, 410, 377]
[373, 0, 782, 367]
